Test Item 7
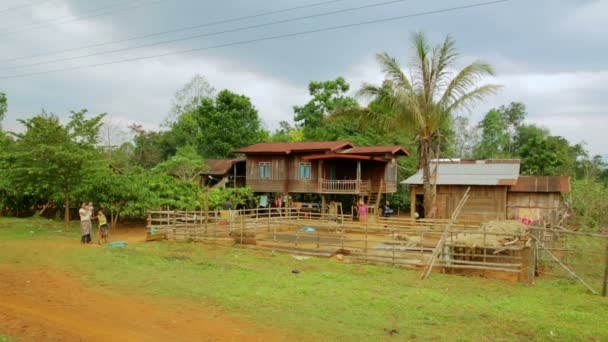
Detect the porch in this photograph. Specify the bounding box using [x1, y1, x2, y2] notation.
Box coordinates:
[302, 154, 388, 195]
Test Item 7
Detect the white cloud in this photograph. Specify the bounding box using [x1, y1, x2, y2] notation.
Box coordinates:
[563, 0, 608, 36]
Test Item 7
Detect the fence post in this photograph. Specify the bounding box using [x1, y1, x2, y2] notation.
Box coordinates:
[528, 227, 538, 285]
[603, 241, 608, 297]
[364, 220, 368, 264]
[240, 213, 244, 247]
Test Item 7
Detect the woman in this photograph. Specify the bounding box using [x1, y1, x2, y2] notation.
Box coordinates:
[79, 202, 92, 243]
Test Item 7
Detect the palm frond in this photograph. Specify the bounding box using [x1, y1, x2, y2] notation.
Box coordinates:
[375, 52, 414, 93]
[446, 84, 503, 114]
[439, 61, 497, 109]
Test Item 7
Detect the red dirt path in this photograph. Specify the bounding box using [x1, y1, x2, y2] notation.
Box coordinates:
[0, 226, 291, 342]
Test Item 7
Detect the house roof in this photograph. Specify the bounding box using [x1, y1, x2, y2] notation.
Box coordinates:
[340, 146, 410, 156]
[401, 159, 521, 186]
[234, 141, 353, 154]
[201, 158, 245, 176]
[509, 176, 571, 193]
[302, 154, 387, 162]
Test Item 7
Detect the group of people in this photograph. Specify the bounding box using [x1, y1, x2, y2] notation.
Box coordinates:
[79, 202, 108, 244]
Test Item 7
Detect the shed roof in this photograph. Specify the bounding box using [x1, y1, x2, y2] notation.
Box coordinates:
[234, 141, 353, 154]
[201, 158, 245, 176]
[509, 176, 571, 193]
[302, 154, 387, 162]
[340, 146, 410, 156]
[401, 159, 521, 186]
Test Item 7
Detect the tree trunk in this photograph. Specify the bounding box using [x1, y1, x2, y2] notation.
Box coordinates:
[420, 138, 435, 218]
[39, 201, 51, 216]
[64, 196, 70, 227]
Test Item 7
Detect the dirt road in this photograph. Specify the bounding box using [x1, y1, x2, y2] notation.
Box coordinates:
[0, 227, 289, 342]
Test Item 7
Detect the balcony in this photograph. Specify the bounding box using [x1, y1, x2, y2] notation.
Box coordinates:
[320, 180, 370, 193]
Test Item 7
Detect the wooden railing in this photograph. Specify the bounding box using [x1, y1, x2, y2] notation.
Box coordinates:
[320, 179, 370, 193]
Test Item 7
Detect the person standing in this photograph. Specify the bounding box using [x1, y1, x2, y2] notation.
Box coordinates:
[95, 209, 109, 244]
[79, 202, 92, 244]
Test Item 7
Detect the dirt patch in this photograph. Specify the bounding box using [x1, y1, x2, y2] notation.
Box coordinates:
[0, 265, 288, 341]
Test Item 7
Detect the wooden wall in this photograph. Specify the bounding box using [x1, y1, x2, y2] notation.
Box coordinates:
[410, 185, 565, 223]
[246, 155, 321, 193]
[246, 154, 399, 195]
[411, 185, 508, 221]
[506, 192, 563, 220]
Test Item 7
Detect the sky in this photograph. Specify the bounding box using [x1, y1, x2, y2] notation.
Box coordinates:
[0, 0, 606, 157]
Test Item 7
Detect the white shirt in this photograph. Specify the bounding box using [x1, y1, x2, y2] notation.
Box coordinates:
[79, 208, 91, 221]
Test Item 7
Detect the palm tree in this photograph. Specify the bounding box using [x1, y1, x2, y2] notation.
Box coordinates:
[359, 32, 501, 218]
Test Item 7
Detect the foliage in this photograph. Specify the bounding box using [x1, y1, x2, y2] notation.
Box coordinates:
[269, 121, 303, 142]
[475, 109, 509, 158]
[293, 77, 358, 140]
[153, 145, 207, 183]
[359, 32, 500, 217]
[168, 74, 215, 124]
[1, 110, 105, 223]
[567, 179, 608, 230]
[129, 124, 174, 168]
[0, 92, 6, 124]
[207, 187, 254, 210]
[450, 116, 479, 158]
[171, 89, 265, 158]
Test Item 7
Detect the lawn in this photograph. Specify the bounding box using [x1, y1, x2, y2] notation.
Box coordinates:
[1, 217, 607, 341]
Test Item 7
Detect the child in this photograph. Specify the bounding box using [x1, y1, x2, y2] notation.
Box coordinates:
[95, 209, 109, 244]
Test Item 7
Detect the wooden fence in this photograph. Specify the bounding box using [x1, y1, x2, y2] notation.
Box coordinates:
[147, 208, 534, 281]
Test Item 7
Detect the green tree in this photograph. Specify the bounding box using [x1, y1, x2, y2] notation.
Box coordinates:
[568, 179, 608, 230]
[167, 74, 215, 124]
[130, 124, 174, 168]
[359, 32, 501, 217]
[475, 109, 509, 158]
[0, 92, 6, 124]
[293, 77, 358, 140]
[5, 110, 105, 224]
[172, 89, 265, 158]
[451, 116, 479, 158]
[153, 145, 207, 182]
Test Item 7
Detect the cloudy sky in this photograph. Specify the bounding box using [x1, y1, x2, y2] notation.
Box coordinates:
[0, 0, 606, 156]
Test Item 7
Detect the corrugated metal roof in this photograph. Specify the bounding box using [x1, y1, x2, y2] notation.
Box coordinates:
[201, 158, 245, 176]
[340, 146, 410, 156]
[509, 176, 571, 193]
[234, 141, 353, 154]
[401, 160, 521, 186]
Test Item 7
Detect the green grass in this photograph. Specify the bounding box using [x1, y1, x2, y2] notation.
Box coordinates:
[2, 218, 608, 341]
[0, 336, 13, 342]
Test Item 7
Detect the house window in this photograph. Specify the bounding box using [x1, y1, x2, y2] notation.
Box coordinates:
[387, 164, 397, 181]
[299, 162, 311, 179]
[259, 162, 271, 179]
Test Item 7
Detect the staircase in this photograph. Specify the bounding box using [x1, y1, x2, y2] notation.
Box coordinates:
[366, 180, 384, 216]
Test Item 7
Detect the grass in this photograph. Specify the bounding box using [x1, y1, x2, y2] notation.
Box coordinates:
[2, 217, 608, 341]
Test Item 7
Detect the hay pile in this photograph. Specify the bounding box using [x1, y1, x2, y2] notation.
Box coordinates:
[449, 220, 527, 248]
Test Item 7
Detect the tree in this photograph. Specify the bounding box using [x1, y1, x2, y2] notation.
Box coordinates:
[153, 145, 207, 182]
[167, 74, 215, 124]
[129, 124, 174, 168]
[269, 121, 303, 142]
[359, 32, 500, 217]
[475, 109, 509, 158]
[172, 89, 265, 158]
[0, 92, 6, 124]
[5, 110, 105, 224]
[451, 116, 479, 158]
[293, 77, 358, 140]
